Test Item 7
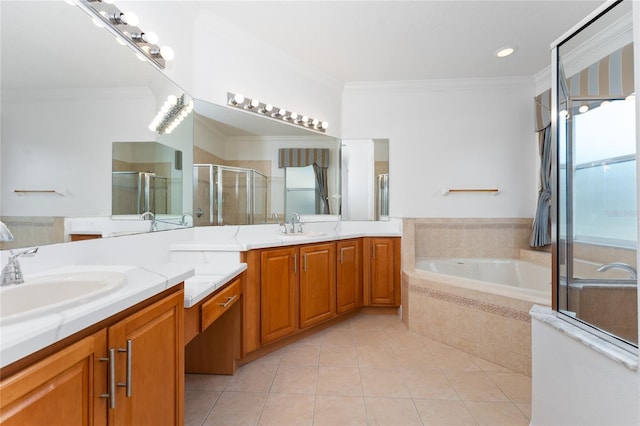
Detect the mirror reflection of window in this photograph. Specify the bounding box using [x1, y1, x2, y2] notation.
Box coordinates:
[285, 165, 317, 219]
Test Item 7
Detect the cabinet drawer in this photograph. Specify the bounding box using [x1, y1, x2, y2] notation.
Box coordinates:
[201, 278, 241, 331]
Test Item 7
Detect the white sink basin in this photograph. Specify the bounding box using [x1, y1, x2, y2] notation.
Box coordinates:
[0, 271, 127, 325]
[277, 231, 326, 239]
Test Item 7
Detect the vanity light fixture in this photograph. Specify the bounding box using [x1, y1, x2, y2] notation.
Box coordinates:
[227, 92, 329, 133]
[75, 0, 174, 70]
[148, 94, 194, 134]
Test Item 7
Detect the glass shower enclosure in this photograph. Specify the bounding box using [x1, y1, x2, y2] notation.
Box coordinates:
[112, 171, 169, 215]
[193, 164, 267, 226]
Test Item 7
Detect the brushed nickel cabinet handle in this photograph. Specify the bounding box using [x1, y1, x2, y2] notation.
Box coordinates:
[118, 339, 132, 397]
[99, 348, 116, 409]
[219, 295, 237, 308]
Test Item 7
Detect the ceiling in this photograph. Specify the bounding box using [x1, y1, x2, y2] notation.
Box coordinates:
[195, 0, 607, 82]
[1, 1, 608, 91]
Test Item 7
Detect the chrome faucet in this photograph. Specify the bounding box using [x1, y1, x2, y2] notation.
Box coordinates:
[1, 247, 38, 286]
[596, 262, 637, 279]
[180, 212, 193, 226]
[291, 212, 302, 233]
[271, 212, 279, 225]
[140, 211, 157, 231]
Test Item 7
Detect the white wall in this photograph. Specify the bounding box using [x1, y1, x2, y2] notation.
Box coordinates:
[531, 318, 639, 425]
[1, 88, 156, 217]
[342, 78, 538, 218]
[191, 10, 344, 138]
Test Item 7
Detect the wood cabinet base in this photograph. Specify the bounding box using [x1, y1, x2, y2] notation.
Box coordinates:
[185, 301, 242, 375]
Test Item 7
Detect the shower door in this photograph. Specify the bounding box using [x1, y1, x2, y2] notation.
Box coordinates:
[554, 0, 637, 349]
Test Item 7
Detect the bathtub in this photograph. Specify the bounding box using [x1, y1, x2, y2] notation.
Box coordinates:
[415, 258, 551, 298]
[403, 257, 552, 375]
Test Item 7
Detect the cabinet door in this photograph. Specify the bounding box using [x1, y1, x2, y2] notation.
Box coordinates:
[364, 238, 400, 306]
[336, 239, 361, 314]
[0, 330, 107, 426]
[299, 243, 336, 328]
[261, 247, 298, 344]
[107, 291, 184, 426]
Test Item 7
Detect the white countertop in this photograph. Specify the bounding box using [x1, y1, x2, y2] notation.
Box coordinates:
[184, 263, 247, 308]
[171, 220, 402, 252]
[0, 263, 193, 369]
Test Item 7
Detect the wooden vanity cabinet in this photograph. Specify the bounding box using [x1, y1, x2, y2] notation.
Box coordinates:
[0, 331, 107, 426]
[0, 288, 184, 426]
[336, 239, 362, 314]
[299, 243, 336, 329]
[260, 246, 299, 345]
[107, 290, 184, 426]
[363, 237, 401, 306]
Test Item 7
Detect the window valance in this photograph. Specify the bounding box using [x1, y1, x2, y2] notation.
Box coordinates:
[278, 148, 330, 168]
[534, 43, 634, 131]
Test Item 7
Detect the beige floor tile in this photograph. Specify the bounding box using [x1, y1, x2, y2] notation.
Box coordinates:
[314, 395, 368, 426]
[350, 314, 387, 330]
[354, 329, 392, 346]
[360, 367, 410, 398]
[356, 344, 397, 369]
[186, 373, 230, 392]
[257, 393, 314, 426]
[291, 330, 327, 347]
[279, 344, 320, 366]
[516, 402, 531, 420]
[316, 366, 363, 396]
[413, 399, 478, 425]
[464, 401, 530, 425]
[445, 371, 509, 402]
[323, 328, 357, 346]
[185, 389, 219, 426]
[487, 372, 532, 403]
[470, 356, 512, 373]
[402, 369, 459, 400]
[203, 391, 266, 426]
[252, 347, 285, 365]
[387, 331, 430, 352]
[319, 344, 358, 367]
[393, 347, 435, 370]
[430, 347, 483, 372]
[270, 364, 318, 394]
[364, 397, 422, 425]
[225, 362, 278, 393]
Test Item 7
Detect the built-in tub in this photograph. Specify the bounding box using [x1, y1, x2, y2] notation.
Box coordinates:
[403, 257, 552, 376]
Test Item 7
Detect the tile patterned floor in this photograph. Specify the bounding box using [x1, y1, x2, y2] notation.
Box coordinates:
[185, 314, 531, 426]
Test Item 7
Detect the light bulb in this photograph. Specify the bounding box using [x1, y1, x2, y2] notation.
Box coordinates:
[320, 121, 329, 130]
[600, 100, 611, 108]
[300, 116, 309, 125]
[247, 99, 260, 110]
[275, 108, 286, 118]
[287, 112, 298, 121]
[311, 118, 319, 127]
[578, 105, 589, 113]
[559, 110, 569, 119]
[260, 104, 273, 114]
[626, 92, 635, 102]
[231, 94, 245, 106]
[121, 12, 139, 26]
[160, 46, 174, 61]
[496, 46, 515, 58]
[148, 123, 157, 131]
[167, 95, 178, 105]
[144, 32, 159, 44]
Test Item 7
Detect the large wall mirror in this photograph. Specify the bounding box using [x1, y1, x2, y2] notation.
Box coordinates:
[192, 99, 341, 226]
[1, 1, 391, 251]
[0, 1, 193, 249]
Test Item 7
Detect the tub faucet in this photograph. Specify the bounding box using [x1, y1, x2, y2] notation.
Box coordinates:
[140, 211, 157, 231]
[596, 262, 637, 279]
[1, 247, 38, 286]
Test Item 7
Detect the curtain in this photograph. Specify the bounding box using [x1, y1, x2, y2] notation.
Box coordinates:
[530, 125, 552, 247]
[313, 163, 330, 214]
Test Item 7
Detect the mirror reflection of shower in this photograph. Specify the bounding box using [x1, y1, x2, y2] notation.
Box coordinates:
[193, 164, 267, 226]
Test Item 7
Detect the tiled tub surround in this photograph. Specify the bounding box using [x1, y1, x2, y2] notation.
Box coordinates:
[401, 218, 551, 376]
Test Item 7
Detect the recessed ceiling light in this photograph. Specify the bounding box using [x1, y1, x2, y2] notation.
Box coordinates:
[495, 46, 516, 58]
